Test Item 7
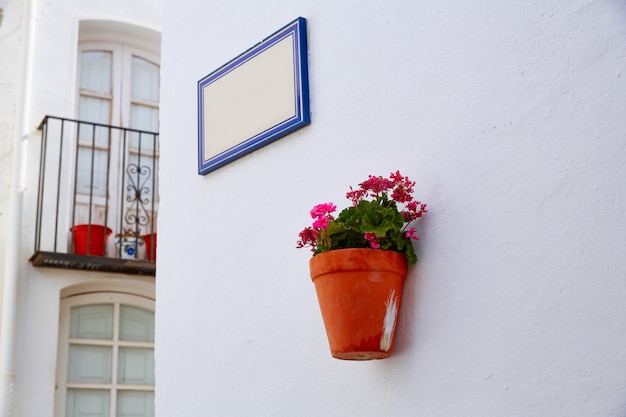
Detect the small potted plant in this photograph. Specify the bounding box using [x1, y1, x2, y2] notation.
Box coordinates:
[114, 228, 146, 260]
[297, 171, 427, 360]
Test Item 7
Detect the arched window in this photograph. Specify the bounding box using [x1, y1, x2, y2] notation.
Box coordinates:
[55, 286, 155, 417]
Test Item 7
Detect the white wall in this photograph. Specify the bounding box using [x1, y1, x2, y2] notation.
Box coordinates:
[0, 1, 161, 416]
[158, 1, 626, 416]
[0, 0, 22, 320]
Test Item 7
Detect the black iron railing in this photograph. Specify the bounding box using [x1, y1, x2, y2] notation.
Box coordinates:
[30, 116, 159, 275]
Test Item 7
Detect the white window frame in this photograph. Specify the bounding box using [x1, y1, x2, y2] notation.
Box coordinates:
[55, 290, 155, 417]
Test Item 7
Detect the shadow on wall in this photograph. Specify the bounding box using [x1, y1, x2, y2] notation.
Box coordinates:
[392, 264, 421, 356]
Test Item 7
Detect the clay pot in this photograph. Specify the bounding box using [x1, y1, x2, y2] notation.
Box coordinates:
[309, 248, 408, 360]
[71, 224, 112, 256]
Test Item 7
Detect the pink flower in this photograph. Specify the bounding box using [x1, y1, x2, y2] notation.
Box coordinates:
[312, 216, 329, 229]
[402, 202, 427, 222]
[405, 227, 419, 240]
[310, 202, 336, 218]
[309, 202, 336, 230]
[364, 233, 380, 249]
[296, 227, 318, 252]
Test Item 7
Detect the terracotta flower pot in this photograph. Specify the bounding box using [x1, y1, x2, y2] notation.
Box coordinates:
[71, 224, 112, 256]
[309, 248, 408, 360]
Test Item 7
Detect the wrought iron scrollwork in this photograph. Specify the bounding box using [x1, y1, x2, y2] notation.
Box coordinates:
[124, 163, 152, 229]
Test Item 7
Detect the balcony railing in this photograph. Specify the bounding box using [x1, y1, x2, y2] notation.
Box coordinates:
[30, 116, 159, 275]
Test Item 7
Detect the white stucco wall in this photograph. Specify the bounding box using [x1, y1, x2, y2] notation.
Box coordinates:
[0, 1, 161, 416]
[0, 0, 21, 320]
[158, 1, 626, 416]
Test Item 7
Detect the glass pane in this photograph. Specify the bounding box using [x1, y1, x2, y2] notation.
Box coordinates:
[127, 130, 158, 152]
[68, 345, 112, 383]
[129, 105, 159, 150]
[131, 57, 159, 101]
[66, 389, 110, 417]
[81, 51, 112, 93]
[79, 97, 111, 145]
[70, 305, 113, 339]
[119, 306, 154, 342]
[117, 347, 154, 385]
[76, 147, 108, 197]
[117, 391, 155, 417]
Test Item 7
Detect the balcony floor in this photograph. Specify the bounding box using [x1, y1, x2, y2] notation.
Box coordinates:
[30, 251, 156, 276]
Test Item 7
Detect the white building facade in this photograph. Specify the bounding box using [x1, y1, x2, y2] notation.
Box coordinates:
[157, 0, 626, 416]
[2, 0, 626, 416]
[0, 1, 161, 417]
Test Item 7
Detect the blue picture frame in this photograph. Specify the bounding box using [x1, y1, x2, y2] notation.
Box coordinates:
[197, 17, 310, 175]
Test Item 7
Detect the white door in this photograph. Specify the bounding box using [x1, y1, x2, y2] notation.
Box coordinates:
[75, 43, 160, 242]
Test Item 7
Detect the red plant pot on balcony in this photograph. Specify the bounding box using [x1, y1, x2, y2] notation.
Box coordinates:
[142, 233, 157, 261]
[71, 224, 112, 256]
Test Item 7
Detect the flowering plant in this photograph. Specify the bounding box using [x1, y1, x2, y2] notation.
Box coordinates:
[297, 171, 427, 264]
